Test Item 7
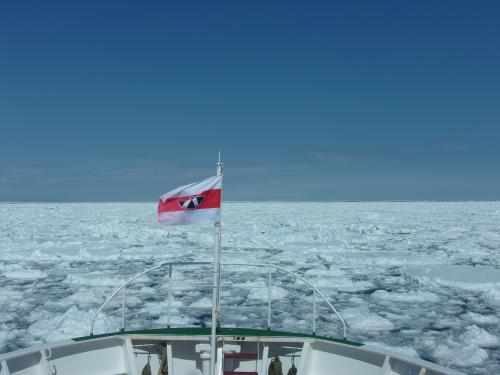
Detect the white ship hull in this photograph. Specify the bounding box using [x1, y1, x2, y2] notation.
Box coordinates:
[0, 328, 463, 375]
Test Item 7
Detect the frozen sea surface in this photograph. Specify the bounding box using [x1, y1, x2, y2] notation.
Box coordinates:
[1, 202, 500, 374]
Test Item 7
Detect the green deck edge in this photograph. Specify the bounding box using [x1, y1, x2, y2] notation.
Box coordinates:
[73, 327, 362, 347]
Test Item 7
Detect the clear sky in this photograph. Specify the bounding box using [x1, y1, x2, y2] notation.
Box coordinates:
[1, 0, 499, 201]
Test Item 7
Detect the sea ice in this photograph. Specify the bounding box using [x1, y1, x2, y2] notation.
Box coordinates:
[0, 201, 499, 375]
[371, 290, 440, 303]
[460, 325, 499, 348]
[461, 312, 500, 326]
[406, 264, 500, 291]
[433, 343, 488, 368]
[341, 307, 395, 334]
[27, 306, 119, 344]
[365, 341, 420, 358]
[4, 269, 47, 280]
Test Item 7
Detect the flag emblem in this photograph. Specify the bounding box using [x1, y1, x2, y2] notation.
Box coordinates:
[179, 196, 204, 210]
[158, 175, 222, 226]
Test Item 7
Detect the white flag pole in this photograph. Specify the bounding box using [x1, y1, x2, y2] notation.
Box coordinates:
[210, 151, 223, 375]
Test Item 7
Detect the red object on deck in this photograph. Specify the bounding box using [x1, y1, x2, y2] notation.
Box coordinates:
[224, 353, 258, 359]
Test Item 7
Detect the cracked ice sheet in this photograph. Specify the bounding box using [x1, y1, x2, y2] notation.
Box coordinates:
[0, 201, 499, 374]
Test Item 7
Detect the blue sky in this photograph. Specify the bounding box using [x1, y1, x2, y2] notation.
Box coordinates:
[0, 0, 499, 201]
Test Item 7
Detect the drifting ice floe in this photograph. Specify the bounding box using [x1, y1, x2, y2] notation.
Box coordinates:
[4, 269, 47, 280]
[460, 325, 499, 349]
[371, 290, 440, 303]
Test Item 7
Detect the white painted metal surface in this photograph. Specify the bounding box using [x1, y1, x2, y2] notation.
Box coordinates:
[0, 332, 464, 375]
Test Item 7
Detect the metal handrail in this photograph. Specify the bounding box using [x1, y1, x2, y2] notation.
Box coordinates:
[90, 261, 347, 339]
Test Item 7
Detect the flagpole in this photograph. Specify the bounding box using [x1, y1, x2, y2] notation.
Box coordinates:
[210, 151, 223, 375]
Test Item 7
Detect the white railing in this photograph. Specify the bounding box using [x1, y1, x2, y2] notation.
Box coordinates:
[90, 262, 347, 339]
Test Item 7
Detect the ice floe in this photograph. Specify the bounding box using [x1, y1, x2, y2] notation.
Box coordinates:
[460, 325, 499, 349]
[371, 290, 440, 303]
[433, 343, 488, 368]
[341, 307, 395, 334]
[365, 341, 420, 358]
[4, 269, 48, 280]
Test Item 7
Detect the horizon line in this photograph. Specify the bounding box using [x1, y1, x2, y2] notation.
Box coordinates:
[1, 200, 499, 204]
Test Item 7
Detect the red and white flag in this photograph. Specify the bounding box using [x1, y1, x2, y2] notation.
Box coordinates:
[157, 176, 222, 226]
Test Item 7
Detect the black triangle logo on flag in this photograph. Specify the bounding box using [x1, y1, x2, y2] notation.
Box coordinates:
[179, 196, 204, 210]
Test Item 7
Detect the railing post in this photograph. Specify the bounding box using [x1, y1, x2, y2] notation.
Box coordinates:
[121, 286, 126, 332]
[267, 266, 272, 330]
[168, 264, 172, 328]
[312, 289, 316, 335]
